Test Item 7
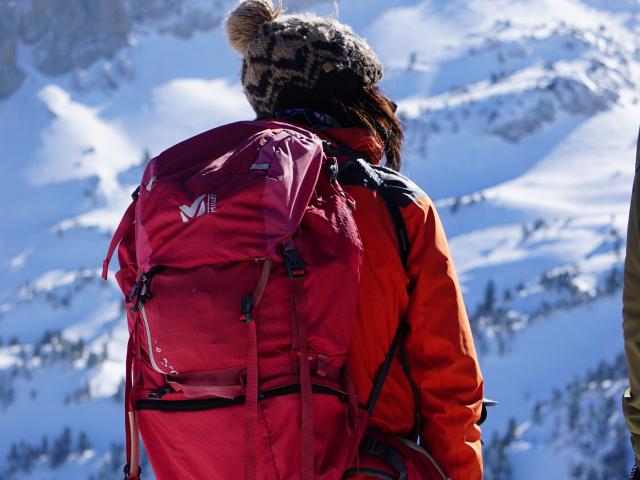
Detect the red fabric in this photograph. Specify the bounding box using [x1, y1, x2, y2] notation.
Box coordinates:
[134, 123, 324, 272]
[290, 273, 314, 480]
[102, 199, 136, 280]
[107, 120, 367, 479]
[244, 319, 258, 480]
[124, 335, 134, 472]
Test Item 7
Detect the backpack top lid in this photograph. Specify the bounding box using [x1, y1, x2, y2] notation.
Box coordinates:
[133, 120, 327, 272]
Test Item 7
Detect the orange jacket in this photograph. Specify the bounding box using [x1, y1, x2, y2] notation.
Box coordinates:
[325, 127, 484, 480]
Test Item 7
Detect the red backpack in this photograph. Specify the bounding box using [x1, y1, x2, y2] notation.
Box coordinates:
[103, 118, 453, 480]
[102, 120, 367, 480]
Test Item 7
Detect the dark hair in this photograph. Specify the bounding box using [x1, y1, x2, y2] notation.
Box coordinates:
[272, 72, 404, 170]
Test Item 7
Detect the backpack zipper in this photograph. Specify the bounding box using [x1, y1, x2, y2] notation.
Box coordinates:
[147, 387, 173, 399]
[136, 383, 348, 411]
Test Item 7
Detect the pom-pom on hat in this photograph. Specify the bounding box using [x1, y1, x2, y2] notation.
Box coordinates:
[226, 0, 384, 117]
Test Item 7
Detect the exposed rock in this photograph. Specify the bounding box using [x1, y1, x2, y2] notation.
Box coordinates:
[128, 0, 183, 22]
[0, 0, 321, 99]
[24, 0, 132, 75]
[17, 0, 52, 45]
[0, 22, 24, 99]
[546, 76, 617, 114]
[487, 96, 556, 143]
[137, 0, 232, 38]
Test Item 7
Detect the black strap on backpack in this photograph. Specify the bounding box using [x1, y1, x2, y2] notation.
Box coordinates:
[327, 144, 421, 442]
[338, 158, 410, 267]
[344, 436, 408, 480]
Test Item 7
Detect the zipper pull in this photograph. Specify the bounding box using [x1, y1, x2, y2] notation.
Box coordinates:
[130, 266, 166, 312]
[128, 275, 149, 311]
[139, 274, 151, 302]
[147, 387, 172, 400]
[128, 282, 140, 303]
[139, 270, 158, 303]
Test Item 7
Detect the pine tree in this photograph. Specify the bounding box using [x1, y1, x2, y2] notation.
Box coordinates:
[407, 51, 418, 70]
[532, 401, 543, 425]
[86, 351, 100, 368]
[601, 425, 629, 478]
[40, 436, 49, 456]
[109, 443, 125, 473]
[50, 427, 72, 467]
[484, 432, 514, 480]
[478, 280, 497, 315]
[114, 378, 125, 402]
[503, 417, 518, 445]
[6, 443, 20, 473]
[77, 432, 92, 453]
[605, 266, 622, 294]
[567, 401, 580, 432]
[585, 467, 598, 480]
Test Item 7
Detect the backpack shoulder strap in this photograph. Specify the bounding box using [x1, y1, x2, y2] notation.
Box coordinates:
[338, 158, 410, 268]
[329, 144, 421, 441]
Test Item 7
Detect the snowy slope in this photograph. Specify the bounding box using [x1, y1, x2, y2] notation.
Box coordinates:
[381, 1, 639, 477]
[1, 0, 639, 478]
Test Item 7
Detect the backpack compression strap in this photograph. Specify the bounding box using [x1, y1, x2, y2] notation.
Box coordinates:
[124, 313, 141, 480]
[103, 187, 139, 280]
[100, 188, 141, 479]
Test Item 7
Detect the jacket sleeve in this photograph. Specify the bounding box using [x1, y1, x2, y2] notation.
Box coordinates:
[403, 195, 484, 480]
[623, 157, 640, 463]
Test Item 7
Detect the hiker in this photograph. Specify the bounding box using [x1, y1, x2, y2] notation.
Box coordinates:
[103, 1, 484, 479]
[224, 1, 484, 478]
[624, 130, 640, 479]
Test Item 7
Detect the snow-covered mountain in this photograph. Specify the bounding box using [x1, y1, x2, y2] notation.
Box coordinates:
[1, 0, 638, 478]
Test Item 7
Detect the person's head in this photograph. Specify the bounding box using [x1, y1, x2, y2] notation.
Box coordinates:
[226, 0, 403, 170]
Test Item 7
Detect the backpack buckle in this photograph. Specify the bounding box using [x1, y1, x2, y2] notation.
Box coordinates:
[240, 294, 253, 323]
[282, 248, 305, 278]
[325, 157, 338, 183]
[123, 464, 141, 480]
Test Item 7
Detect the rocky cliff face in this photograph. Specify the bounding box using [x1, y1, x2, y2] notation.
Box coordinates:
[0, 0, 234, 99]
[0, 19, 24, 98]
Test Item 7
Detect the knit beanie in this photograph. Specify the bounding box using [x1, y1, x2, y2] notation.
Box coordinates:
[226, 0, 384, 117]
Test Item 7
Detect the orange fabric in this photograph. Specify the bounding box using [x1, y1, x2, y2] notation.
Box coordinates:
[329, 130, 484, 479]
[324, 127, 386, 162]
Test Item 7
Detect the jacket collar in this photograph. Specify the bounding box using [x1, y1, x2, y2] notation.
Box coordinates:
[271, 109, 385, 164]
[321, 127, 385, 165]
